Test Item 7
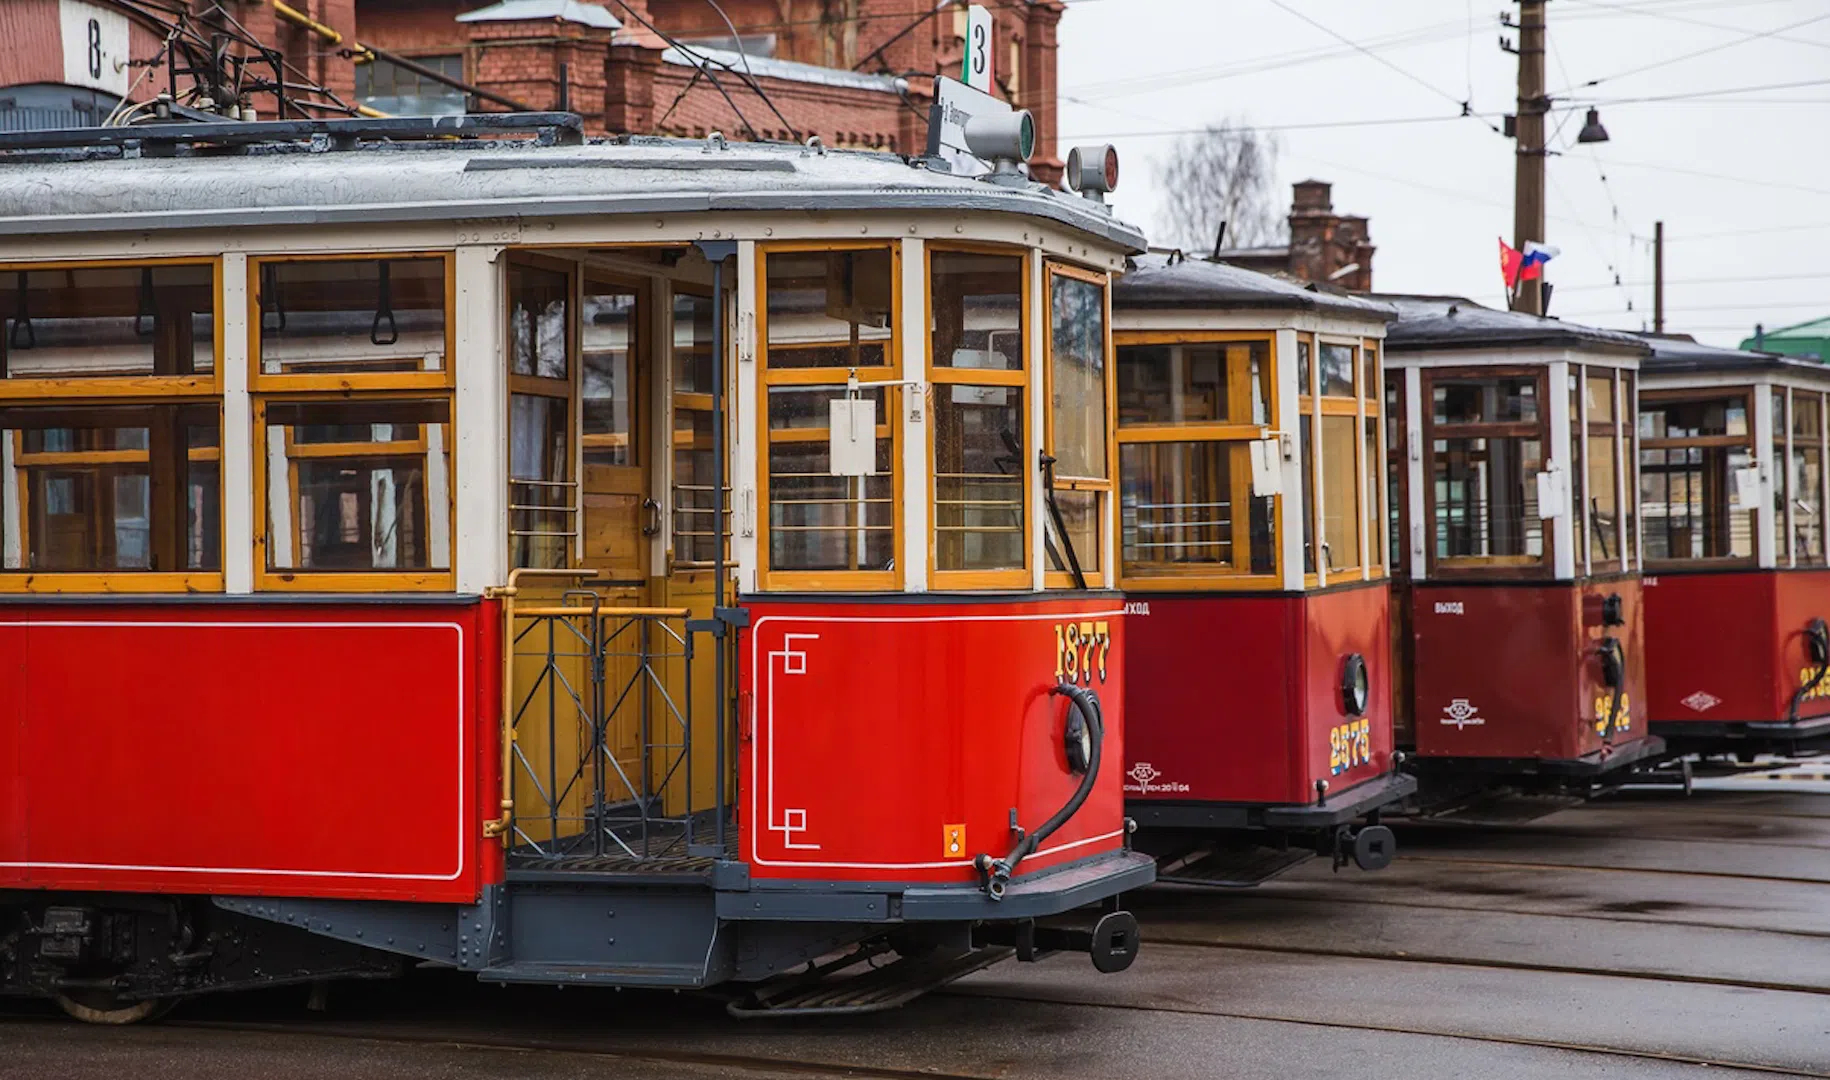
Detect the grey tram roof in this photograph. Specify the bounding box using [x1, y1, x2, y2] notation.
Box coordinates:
[0, 117, 1146, 250]
[1377, 294, 1649, 355]
[1114, 252, 1394, 321]
[1638, 333, 1830, 381]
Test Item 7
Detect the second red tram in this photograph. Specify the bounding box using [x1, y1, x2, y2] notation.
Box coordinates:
[1381, 297, 1665, 795]
[0, 114, 1152, 1020]
[1109, 254, 1412, 884]
[1637, 334, 1830, 758]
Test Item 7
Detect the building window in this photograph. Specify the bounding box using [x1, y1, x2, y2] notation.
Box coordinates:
[1045, 265, 1110, 587]
[252, 254, 456, 589]
[929, 247, 1027, 586]
[355, 54, 466, 117]
[0, 259, 222, 592]
[1639, 391, 1754, 564]
[759, 245, 899, 585]
[1116, 338, 1275, 584]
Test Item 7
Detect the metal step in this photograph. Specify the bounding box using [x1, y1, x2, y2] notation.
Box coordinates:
[1157, 846, 1313, 888]
[478, 960, 713, 988]
[726, 946, 1015, 1017]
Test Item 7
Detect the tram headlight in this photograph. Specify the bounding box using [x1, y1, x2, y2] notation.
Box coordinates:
[1340, 653, 1370, 717]
[1066, 144, 1120, 198]
[964, 110, 1036, 165]
[1064, 702, 1093, 775]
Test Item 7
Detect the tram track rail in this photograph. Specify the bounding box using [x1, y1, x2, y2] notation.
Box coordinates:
[1397, 853, 1830, 885]
[938, 983, 1830, 1079]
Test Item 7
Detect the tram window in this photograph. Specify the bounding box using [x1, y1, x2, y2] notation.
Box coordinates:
[1321, 414, 1361, 573]
[582, 284, 638, 468]
[509, 394, 572, 570]
[1386, 375, 1405, 571]
[1048, 272, 1109, 481]
[1434, 378, 1537, 424]
[1047, 488, 1102, 576]
[1320, 343, 1356, 398]
[1365, 416, 1383, 570]
[1792, 391, 1825, 564]
[671, 291, 723, 568]
[1118, 342, 1269, 426]
[259, 258, 446, 378]
[930, 251, 1022, 372]
[1639, 394, 1755, 563]
[1297, 339, 1313, 396]
[261, 399, 451, 574]
[1433, 436, 1544, 561]
[1119, 441, 1272, 576]
[765, 385, 893, 573]
[1587, 372, 1621, 567]
[1774, 389, 1790, 564]
[764, 249, 893, 369]
[0, 263, 214, 381]
[1569, 371, 1585, 570]
[509, 263, 569, 380]
[1624, 373, 1640, 568]
[2, 404, 220, 574]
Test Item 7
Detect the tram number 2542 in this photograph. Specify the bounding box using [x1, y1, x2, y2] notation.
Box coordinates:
[1054, 621, 1111, 686]
[1329, 719, 1372, 775]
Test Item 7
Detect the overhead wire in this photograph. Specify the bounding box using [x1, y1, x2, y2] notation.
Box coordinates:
[1551, 10, 1830, 93]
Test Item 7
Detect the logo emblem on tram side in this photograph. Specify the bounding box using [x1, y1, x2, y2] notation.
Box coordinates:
[1441, 698, 1484, 729]
[1680, 691, 1722, 713]
[1124, 761, 1190, 795]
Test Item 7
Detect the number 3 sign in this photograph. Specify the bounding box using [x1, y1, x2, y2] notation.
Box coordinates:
[962, 4, 993, 92]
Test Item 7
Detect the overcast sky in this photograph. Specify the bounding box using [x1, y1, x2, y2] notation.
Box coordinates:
[1055, 0, 1828, 345]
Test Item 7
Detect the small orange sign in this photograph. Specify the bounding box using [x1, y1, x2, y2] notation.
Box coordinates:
[944, 823, 966, 859]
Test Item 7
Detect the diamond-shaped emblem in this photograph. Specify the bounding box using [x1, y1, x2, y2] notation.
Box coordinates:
[1680, 691, 1721, 713]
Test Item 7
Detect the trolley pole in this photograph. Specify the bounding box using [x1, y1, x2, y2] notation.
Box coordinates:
[1511, 0, 1548, 316]
[1654, 220, 1665, 334]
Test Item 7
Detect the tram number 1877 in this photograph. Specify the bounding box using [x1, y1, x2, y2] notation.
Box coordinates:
[1054, 621, 1111, 686]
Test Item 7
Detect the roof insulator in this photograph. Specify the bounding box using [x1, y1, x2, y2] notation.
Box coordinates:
[704, 131, 727, 153]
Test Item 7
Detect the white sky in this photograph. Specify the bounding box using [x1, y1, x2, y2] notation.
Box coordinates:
[1055, 0, 1829, 345]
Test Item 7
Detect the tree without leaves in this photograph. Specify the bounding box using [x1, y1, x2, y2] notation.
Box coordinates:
[1154, 123, 1285, 253]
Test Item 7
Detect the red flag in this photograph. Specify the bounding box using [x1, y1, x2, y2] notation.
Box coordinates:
[1498, 237, 1524, 288]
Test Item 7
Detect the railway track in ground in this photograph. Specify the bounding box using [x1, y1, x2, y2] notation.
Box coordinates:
[1395, 853, 1830, 885]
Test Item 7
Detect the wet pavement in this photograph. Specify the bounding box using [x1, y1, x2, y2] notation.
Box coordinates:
[2, 775, 1827, 1079]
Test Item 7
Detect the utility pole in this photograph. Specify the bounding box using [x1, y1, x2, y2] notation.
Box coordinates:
[1653, 221, 1665, 334]
[1510, 0, 1548, 315]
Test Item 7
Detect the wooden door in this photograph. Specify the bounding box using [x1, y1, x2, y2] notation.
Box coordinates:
[580, 276, 651, 599]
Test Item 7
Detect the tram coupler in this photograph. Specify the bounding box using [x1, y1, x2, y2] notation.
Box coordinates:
[1328, 823, 1396, 872]
[976, 909, 1140, 974]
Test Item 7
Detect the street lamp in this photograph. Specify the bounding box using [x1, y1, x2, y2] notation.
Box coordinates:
[1577, 107, 1610, 144]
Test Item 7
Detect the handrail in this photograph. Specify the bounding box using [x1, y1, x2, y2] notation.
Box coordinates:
[513, 606, 693, 619]
[481, 567, 598, 842]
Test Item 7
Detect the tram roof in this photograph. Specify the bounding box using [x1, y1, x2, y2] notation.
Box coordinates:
[1114, 252, 1394, 321]
[0, 120, 1146, 250]
[1378, 294, 1649, 356]
[1638, 333, 1826, 379]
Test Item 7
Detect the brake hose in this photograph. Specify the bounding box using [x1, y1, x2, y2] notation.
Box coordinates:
[1598, 636, 1626, 740]
[975, 683, 1105, 900]
[1787, 618, 1830, 725]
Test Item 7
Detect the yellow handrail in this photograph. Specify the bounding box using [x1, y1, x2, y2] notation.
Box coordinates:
[513, 606, 693, 618]
[480, 567, 597, 842]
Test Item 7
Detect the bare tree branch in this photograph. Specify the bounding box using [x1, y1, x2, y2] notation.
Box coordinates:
[1153, 121, 1286, 253]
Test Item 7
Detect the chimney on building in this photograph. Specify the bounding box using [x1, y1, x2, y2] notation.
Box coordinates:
[1282, 180, 1375, 292]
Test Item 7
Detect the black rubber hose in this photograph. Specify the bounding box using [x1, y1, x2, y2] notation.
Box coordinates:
[975, 683, 1105, 900]
[1600, 636, 1626, 741]
[1787, 618, 1830, 725]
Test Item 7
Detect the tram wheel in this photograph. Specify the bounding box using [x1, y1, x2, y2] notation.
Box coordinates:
[54, 990, 178, 1025]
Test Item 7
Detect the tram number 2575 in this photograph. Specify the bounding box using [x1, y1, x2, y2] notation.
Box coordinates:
[1329, 719, 1371, 775]
[1054, 621, 1111, 686]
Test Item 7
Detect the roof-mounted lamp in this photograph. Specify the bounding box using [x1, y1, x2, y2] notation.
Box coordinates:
[964, 110, 1036, 186]
[1576, 107, 1610, 144]
[1065, 144, 1120, 205]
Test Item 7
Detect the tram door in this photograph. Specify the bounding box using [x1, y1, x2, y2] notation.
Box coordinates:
[578, 276, 651, 601]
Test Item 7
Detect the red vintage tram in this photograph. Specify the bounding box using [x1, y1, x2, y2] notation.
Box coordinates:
[1637, 334, 1830, 758]
[0, 114, 1152, 1020]
[1108, 254, 1412, 885]
[1381, 297, 1665, 797]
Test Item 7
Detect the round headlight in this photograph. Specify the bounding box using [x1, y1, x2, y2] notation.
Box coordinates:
[1064, 706, 1093, 775]
[1340, 653, 1370, 716]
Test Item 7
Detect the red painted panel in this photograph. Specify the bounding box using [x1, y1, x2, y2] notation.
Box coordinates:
[1653, 570, 1830, 724]
[1122, 585, 1395, 807]
[741, 599, 1127, 883]
[0, 621, 22, 874]
[1411, 579, 1647, 761]
[1299, 586, 1396, 796]
[2, 604, 485, 903]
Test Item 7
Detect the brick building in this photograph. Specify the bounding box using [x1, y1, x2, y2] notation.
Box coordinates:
[1219, 180, 1376, 292]
[0, 0, 1067, 179]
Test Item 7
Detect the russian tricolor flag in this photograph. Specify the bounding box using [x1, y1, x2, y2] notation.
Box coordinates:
[1499, 238, 1560, 287]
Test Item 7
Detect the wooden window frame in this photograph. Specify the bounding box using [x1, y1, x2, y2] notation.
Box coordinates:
[0, 257, 224, 592]
[248, 251, 456, 394]
[1583, 368, 1626, 574]
[668, 284, 724, 571]
[1639, 386, 1757, 571]
[1421, 365, 1555, 580]
[1112, 328, 1282, 592]
[756, 241, 903, 592]
[1363, 338, 1386, 576]
[925, 242, 1031, 591]
[1785, 386, 1829, 568]
[1307, 335, 1373, 582]
[252, 390, 456, 593]
[504, 253, 582, 572]
[1043, 261, 1114, 590]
